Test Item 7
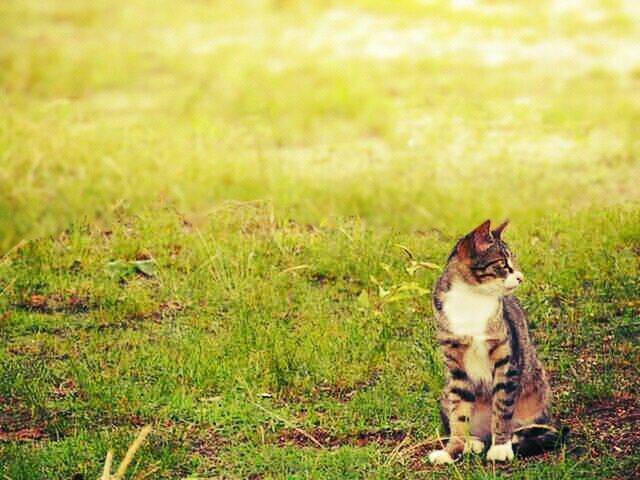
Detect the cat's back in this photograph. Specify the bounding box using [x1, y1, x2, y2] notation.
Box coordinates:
[502, 295, 530, 338]
[502, 294, 545, 378]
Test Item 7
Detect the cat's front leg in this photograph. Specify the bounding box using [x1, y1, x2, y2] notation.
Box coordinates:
[429, 339, 474, 464]
[428, 383, 475, 464]
[487, 337, 518, 462]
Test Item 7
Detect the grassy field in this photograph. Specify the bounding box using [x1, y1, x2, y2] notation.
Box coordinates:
[1, 0, 639, 478]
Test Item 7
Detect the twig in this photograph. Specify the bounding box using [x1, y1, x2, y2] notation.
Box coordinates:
[98, 425, 152, 480]
[101, 450, 114, 480]
[114, 425, 153, 480]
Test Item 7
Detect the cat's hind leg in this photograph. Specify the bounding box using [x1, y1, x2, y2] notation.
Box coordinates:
[512, 413, 568, 456]
[511, 393, 568, 456]
[512, 424, 564, 456]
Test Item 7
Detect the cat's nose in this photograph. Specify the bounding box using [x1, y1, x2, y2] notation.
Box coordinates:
[514, 271, 524, 284]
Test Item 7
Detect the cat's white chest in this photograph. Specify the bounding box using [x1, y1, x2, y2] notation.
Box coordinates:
[442, 282, 499, 336]
[442, 282, 499, 383]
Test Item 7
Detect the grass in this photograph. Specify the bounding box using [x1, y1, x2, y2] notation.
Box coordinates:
[1, 0, 639, 478]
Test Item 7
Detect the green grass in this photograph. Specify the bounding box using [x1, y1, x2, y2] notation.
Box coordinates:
[1, 0, 639, 478]
[0, 206, 638, 479]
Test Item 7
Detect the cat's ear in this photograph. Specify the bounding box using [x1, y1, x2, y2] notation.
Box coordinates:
[492, 219, 509, 239]
[472, 219, 494, 252]
[457, 237, 472, 259]
[458, 220, 493, 259]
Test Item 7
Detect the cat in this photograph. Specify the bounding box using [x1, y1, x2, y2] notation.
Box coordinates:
[428, 220, 562, 464]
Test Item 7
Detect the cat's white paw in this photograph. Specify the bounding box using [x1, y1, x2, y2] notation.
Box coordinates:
[464, 438, 485, 454]
[486, 441, 514, 462]
[428, 449, 454, 465]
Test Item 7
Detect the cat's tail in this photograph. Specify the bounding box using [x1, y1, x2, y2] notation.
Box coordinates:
[512, 423, 569, 457]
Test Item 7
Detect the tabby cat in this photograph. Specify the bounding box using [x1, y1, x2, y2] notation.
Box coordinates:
[429, 220, 560, 464]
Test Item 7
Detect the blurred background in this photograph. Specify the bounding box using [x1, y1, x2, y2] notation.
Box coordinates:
[1, 0, 639, 250]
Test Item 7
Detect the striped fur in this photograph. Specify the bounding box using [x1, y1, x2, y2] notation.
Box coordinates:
[429, 220, 563, 463]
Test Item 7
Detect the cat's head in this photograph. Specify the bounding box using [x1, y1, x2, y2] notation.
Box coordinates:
[450, 220, 523, 296]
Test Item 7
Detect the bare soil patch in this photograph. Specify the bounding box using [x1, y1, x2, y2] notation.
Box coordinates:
[20, 291, 93, 314]
[0, 396, 48, 442]
[561, 394, 640, 459]
[277, 427, 407, 448]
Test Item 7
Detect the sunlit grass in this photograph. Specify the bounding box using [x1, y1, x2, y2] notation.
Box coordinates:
[1, 0, 639, 250]
[0, 204, 638, 478]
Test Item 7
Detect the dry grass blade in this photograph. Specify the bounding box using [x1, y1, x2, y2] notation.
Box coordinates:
[383, 432, 411, 466]
[397, 435, 450, 458]
[280, 264, 310, 274]
[114, 425, 153, 479]
[98, 425, 152, 480]
[250, 400, 325, 449]
[395, 244, 415, 260]
[0, 239, 27, 265]
[101, 450, 114, 480]
[133, 462, 161, 480]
